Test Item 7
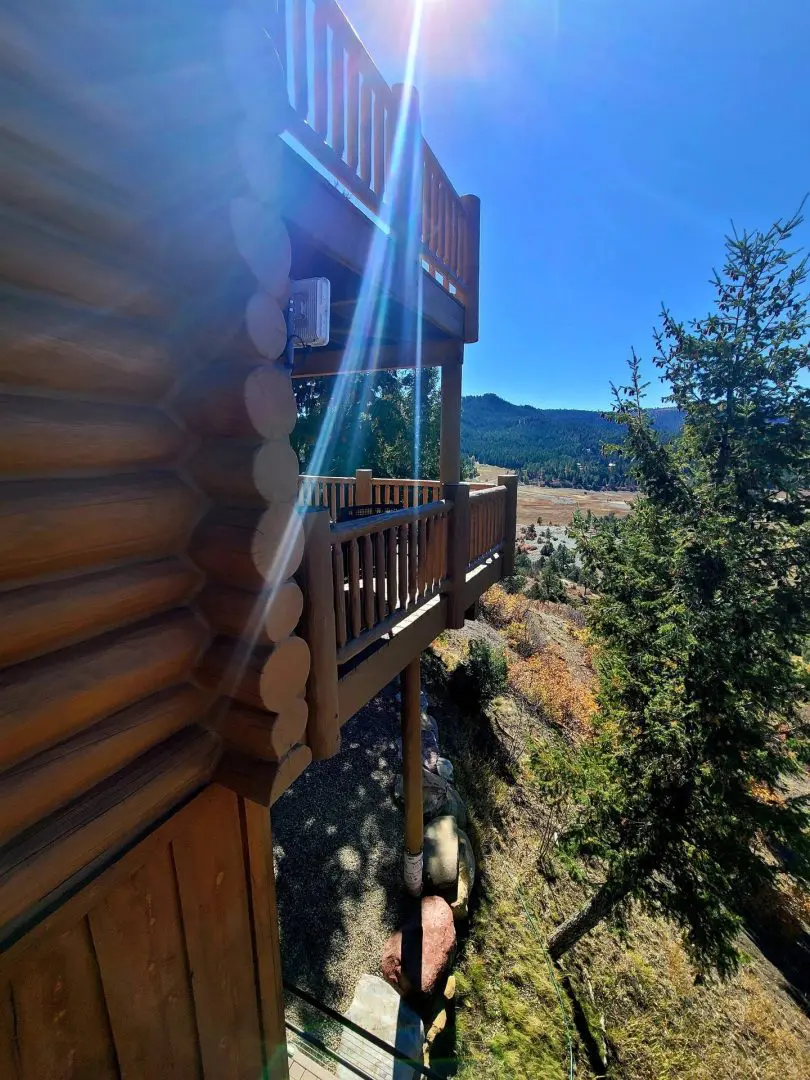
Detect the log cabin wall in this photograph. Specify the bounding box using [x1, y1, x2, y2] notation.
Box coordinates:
[1, 6, 305, 1068]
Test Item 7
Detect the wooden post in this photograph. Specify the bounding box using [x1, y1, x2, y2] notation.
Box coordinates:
[440, 354, 463, 485]
[444, 482, 470, 629]
[461, 194, 481, 344]
[355, 468, 373, 506]
[498, 474, 519, 578]
[401, 656, 423, 897]
[390, 83, 422, 340]
[295, 510, 340, 759]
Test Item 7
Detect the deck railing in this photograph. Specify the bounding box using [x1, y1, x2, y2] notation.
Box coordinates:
[330, 500, 450, 664]
[274, 0, 479, 325]
[468, 485, 508, 568]
[299, 470, 443, 517]
[299, 474, 356, 519]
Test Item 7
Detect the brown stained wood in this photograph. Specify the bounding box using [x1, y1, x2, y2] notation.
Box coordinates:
[196, 580, 304, 646]
[461, 193, 481, 343]
[195, 639, 268, 711]
[362, 534, 375, 629]
[240, 802, 289, 1080]
[398, 523, 409, 609]
[408, 521, 419, 604]
[259, 636, 311, 714]
[418, 518, 428, 597]
[332, 542, 348, 648]
[209, 699, 308, 763]
[0, 473, 202, 586]
[0, 980, 20, 1079]
[214, 745, 312, 807]
[348, 539, 362, 638]
[189, 508, 305, 592]
[9, 920, 118, 1080]
[387, 528, 398, 615]
[175, 362, 297, 440]
[89, 846, 202, 1079]
[171, 786, 264, 1080]
[0, 295, 173, 403]
[295, 512, 339, 759]
[0, 558, 201, 668]
[373, 93, 385, 194]
[189, 438, 299, 506]
[0, 728, 221, 945]
[0, 208, 166, 319]
[0, 393, 184, 476]
[401, 658, 424, 861]
[291, 0, 309, 115]
[0, 684, 209, 847]
[0, 611, 209, 773]
[375, 530, 386, 620]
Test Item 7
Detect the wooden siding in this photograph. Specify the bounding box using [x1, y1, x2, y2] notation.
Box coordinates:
[0, 786, 288, 1080]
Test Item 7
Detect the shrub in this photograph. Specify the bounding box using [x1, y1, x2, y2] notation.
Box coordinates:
[502, 573, 527, 594]
[451, 639, 508, 714]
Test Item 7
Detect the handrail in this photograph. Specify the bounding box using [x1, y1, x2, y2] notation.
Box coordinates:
[276, 0, 475, 314]
[299, 471, 444, 517]
[468, 484, 507, 568]
[330, 499, 451, 664]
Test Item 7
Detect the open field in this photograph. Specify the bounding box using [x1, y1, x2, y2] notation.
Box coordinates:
[474, 463, 636, 526]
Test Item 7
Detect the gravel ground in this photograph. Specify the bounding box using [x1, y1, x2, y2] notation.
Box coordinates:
[273, 688, 409, 1012]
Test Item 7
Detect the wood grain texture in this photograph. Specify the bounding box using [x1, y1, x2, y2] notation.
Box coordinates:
[0, 558, 201, 668]
[259, 635, 311, 713]
[0, 684, 210, 845]
[175, 362, 296, 440]
[209, 699, 308, 763]
[0, 293, 174, 403]
[0, 980, 21, 1079]
[0, 727, 221, 944]
[0, 394, 183, 477]
[172, 786, 264, 1080]
[241, 801, 289, 1079]
[195, 579, 303, 645]
[214, 745, 312, 807]
[0, 473, 202, 585]
[89, 845, 202, 1080]
[7, 920, 118, 1080]
[190, 508, 304, 591]
[0, 611, 209, 772]
[195, 636, 309, 714]
[188, 438, 299, 505]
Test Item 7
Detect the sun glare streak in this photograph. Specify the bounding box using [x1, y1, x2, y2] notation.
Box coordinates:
[219, 0, 429, 702]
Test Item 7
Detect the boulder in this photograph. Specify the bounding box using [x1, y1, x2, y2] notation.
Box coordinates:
[443, 975, 457, 1002]
[338, 974, 424, 1080]
[381, 895, 457, 1004]
[394, 771, 467, 827]
[423, 815, 459, 892]
[451, 829, 476, 921]
[426, 1008, 448, 1046]
[435, 757, 454, 782]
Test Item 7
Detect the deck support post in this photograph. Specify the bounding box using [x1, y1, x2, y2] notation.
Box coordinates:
[355, 468, 373, 506]
[498, 474, 519, 578]
[296, 509, 340, 759]
[461, 194, 481, 344]
[440, 354, 463, 485]
[444, 482, 470, 629]
[401, 656, 423, 896]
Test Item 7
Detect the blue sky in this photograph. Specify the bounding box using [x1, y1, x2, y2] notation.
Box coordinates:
[339, 0, 810, 409]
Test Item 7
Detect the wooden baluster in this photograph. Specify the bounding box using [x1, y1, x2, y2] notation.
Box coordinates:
[430, 174, 439, 256]
[409, 521, 419, 603]
[292, 0, 309, 118]
[422, 161, 430, 248]
[330, 483, 338, 521]
[313, 3, 329, 138]
[347, 55, 360, 171]
[387, 527, 397, 612]
[332, 542, 347, 648]
[373, 93, 385, 195]
[359, 81, 372, 185]
[418, 518, 428, 597]
[399, 523, 409, 609]
[375, 531, 386, 619]
[348, 538, 361, 638]
[363, 534, 375, 627]
[331, 31, 345, 159]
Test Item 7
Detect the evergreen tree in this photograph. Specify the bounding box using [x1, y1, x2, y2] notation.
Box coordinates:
[549, 209, 810, 975]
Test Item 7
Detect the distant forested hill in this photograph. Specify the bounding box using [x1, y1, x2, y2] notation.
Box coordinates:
[461, 394, 682, 489]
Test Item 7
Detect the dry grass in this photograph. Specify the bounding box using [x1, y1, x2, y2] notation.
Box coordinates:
[474, 463, 636, 527]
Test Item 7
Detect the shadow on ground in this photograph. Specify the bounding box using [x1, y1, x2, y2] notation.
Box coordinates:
[273, 687, 409, 1011]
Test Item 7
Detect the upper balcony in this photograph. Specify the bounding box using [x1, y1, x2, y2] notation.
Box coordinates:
[269, 0, 480, 372]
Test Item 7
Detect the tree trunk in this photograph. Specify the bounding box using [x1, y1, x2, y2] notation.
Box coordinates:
[547, 880, 630, 961]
